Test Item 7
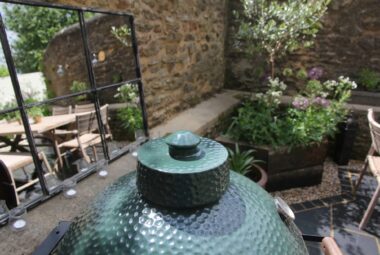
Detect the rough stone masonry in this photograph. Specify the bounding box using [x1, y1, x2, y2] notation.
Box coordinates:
[39, 0, 227, 127]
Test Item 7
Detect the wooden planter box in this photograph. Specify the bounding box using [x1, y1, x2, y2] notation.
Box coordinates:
[216, 136, 328, 191]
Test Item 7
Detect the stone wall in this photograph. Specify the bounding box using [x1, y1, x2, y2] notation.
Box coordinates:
[43, 14, 137, 103]
[39, 0, 227, 127]
[226, 0, 380, 91]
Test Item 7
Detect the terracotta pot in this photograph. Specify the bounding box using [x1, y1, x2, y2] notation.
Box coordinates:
[245, 164, 268, 189]
[33, 116, 42, 123]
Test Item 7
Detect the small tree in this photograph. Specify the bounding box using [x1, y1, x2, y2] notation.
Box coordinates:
[2, 6, 94, 73]
[235, 0, 330, 78]
[3, 5, 78, 73]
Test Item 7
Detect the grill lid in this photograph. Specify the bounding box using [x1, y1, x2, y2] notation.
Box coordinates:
[137, 131, 229, 208]
[53, 131, 308, 255]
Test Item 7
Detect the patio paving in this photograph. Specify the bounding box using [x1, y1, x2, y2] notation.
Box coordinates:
[0, 153, 137, 255]
[293, 167, 380, 255]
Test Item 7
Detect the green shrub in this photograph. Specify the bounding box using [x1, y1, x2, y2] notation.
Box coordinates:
[70, 81, 87, 101]
[228, 76, 356, 148]
[358, 68, 380, 91]
[116, 107, 143, 139]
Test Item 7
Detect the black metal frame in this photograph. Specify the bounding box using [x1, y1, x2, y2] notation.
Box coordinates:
[0, 0, 148, 209]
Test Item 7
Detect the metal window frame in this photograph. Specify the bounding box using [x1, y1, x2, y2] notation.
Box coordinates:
[0, 0, 149, 210]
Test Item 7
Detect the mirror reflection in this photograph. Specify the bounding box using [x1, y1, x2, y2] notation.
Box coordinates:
[1, 4, 91, 100]
[84, 13, 136, 87]
[98, 83, 143, 159]
[0, 3, 142, 207]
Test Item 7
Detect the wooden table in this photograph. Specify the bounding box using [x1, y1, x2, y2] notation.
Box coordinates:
[0, 114, 76, 152]
[0, 114, 76, 136]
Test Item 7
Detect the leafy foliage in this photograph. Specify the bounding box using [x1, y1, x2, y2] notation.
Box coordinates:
[357, 68, 380, 91]
[234, 0, 330, 78]
[70, 81, 88, 102]
[228, 78, 290, 147]
[227, 144, 262, 175]
[0, 97, 49, 121]
[111, 25, 132, 47]
[114, 83, 138, 103]
[2, 6, 91, 73]
[117, 107, 143, 138]
[27, 106, 44, 118]
[228, 75, 356, 148]
[0, 66, 9, 77]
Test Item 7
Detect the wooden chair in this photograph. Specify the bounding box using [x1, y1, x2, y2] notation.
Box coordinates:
[0, 152, 53, 208]
[0, 119, 9, 150]
[74, 104, 95, 113]
[99, 104, 112, 139]
[52, 105, 72, 116]
[354, 108, 380, 229]
[321, 237, 343, 255]
[57, 110, 111, 166]
[52, 106, 74, 139]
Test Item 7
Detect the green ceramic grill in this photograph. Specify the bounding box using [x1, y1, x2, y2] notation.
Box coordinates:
[53, 131, 308, 255]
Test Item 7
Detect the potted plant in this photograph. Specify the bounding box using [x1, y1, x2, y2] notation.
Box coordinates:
[217, 75, 357, 190]
[227, 143, 267, 188]
[29, 106, 44, 123]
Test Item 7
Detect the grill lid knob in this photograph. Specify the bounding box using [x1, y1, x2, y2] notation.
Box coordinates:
[165, 131, 203, 160]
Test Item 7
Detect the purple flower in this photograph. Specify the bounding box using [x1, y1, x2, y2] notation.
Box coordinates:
[320, 98, 330, 108]
[312, 97, 322, 105]
[312, 96, 330, 108]
[308, 67, 324, 80]
[292, 97, 309, 110]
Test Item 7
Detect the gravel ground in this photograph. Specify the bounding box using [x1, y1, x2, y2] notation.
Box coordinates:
[271, 158, 342, 204]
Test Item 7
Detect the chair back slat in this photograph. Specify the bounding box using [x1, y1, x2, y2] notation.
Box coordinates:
[76, 111, 97, 135]
[52, 105, 72, 116]
[99, 104, 109, 126]
[74, 104, 95, 113]
[368, 109, 380, 154]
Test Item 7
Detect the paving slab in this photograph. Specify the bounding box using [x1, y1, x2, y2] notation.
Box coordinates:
[0, 155, 137, 255]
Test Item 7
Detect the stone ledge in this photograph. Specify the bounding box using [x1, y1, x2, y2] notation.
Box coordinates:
[150, 90, 241, 136]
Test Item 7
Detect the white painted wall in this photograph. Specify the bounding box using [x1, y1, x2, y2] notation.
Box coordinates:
[0, 72, 47, 107]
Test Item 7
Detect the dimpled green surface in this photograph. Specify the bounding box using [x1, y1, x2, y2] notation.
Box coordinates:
[137, 137, 228, 173]
[165, 130, 201, 148]
[54, 171, 308, 255]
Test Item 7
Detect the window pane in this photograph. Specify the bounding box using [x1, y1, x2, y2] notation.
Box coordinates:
[98, 83, 144, 159]
[84, 13, 137, 87]
[0, 111, 45, 209]
[0, 28, 16, 112]
[25, 96, 104, 186]
[1, 3, 91, 102]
